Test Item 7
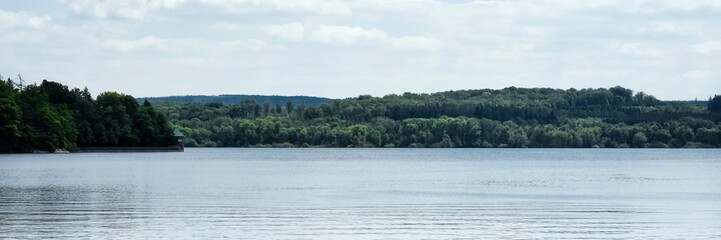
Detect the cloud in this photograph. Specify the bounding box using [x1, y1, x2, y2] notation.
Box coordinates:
[211, 22, 241, 31]
[102, 36, 171, 51]
[262, 22, 305, 41]
[0, 10, 52, 30]
[198, 0, 351, 14]
[169, 57, 207, 65]
[682, 70, 711, 79]
[3, 0, 721, 100]
[636, 21, 701, 37]
[103, 36, 167, 51]
[546, 0, 721, 12]
[660, 0, 721, 10]
[353, 0, 441, 12]
[307, 24, 437, 49]
[61, 0, 185, 20]
[388, 36, 437, 50]
[693, 41, 721, 54]
[260, 23, 437, 49]
[308, 25, 386, 45]
[220, 39, 267, 51]
[0, 10, 59, 45]
[148, 0, 185, 9]
[618, 43, 664, 57]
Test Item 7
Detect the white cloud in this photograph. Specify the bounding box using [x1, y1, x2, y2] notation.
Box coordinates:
[0, 10, 52, 30]
[693, 41, 721, 54]
[308, 25, 386, 45]
[148, 0, 185, 9]
[307, 24, 436, 49]
[682, 70, 711, 79]
[547, 0, 721, 12]
[220, 39, 267, 51]
[102, 36, 170, 51]
[62, 0, 185, 20]
[260, 23, 436, 49]
[355, 0, 440, 12]
[388, 36, 437, 50]
[618, 43, 665, 57]
[0, 11, 60, 45]
[169, 57, 207, 65]
[2, 0, 721, 100]
[0, 31, 49, 45]
[637, 21, 699, 37]
[262, 22, 305, 41]
[661, 0, 721, 10]
[199, 0, 351, 14]
[104, 36, 166, 51]
[212, 22, 241, 31]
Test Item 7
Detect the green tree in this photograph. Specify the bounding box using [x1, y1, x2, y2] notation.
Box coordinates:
[632, 132, 648, 148]
[708, 95, 721, 113]
[696, 127, 720, 146]
[0, 81, 22, 151]
[96, 92, 135, 146]
[18, 85, 77, 151]
[147, 85, 720, 149]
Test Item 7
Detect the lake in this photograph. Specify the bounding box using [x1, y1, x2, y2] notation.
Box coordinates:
[1, 148, 720, 239]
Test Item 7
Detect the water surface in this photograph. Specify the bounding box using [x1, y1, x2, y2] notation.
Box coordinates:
[1, 149, 720, 239]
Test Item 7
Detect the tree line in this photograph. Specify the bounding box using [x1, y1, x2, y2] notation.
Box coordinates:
[0, 78, 173, 153]
[139, 94, 331, 106]
[155, 86, 721, 148]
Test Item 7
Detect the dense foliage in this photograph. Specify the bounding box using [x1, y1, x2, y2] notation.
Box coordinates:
[155, 86, 721, 148]
[0, 79, 173, 153]
[709, 95, 721, 113]
[139, 95, 331, 106]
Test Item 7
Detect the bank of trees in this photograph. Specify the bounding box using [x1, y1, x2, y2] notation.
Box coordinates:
[0, 78, 173, 152]
[140, 94, 331, 106]
[709, 95, 721, 113]
[155, 86, 721, 148]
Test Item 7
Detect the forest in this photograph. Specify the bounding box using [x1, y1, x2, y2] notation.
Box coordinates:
[2, 77, 720, 150]
[0, 78, 173, 153]
[155, 86, 721, 148]
[139, 94, 331, 106]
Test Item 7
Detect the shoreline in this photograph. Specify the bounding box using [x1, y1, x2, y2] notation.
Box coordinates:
[1, 146, 184, 154]
[75, 146, 184, 153]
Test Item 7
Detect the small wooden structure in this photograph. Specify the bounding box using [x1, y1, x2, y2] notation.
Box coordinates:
[173, 129, 185, 149]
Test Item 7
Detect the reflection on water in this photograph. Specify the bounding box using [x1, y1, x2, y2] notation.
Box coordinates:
[1, 149, 720, 239]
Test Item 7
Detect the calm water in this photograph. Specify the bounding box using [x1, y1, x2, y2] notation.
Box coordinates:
[1, 149, 720, 239]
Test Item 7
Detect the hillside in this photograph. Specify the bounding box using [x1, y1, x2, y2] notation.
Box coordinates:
[139, 94, 333, 106]
[154, 86, 721, 148]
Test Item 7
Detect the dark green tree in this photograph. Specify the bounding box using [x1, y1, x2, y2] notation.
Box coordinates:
[708, 95, 721, 113]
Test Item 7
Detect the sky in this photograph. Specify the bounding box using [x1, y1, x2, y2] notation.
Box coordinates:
[1, 0, 720, 100]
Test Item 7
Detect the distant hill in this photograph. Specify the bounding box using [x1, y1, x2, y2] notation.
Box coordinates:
[138, 95, 334, 106]
[665, 100, 708, 105]
[151, 86, 721, 148]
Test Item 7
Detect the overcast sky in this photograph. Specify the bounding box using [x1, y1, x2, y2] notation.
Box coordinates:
[1, 0, 720, 100]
